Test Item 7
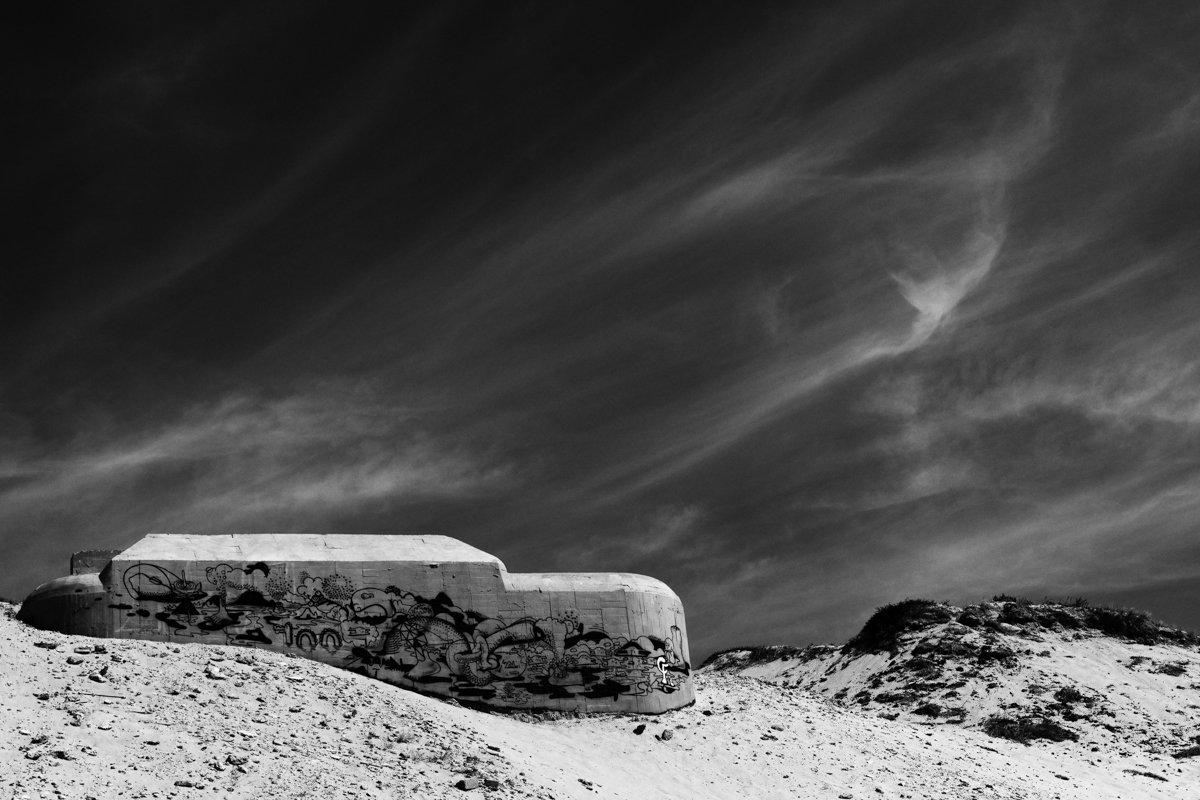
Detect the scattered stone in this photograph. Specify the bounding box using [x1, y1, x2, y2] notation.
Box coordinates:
[88, 674, 107, 683]
[226, 753, 250, 766]
[93, 644, 107, 654]
[143, 740, 161, 746]
[73, 646, 93, 654]
[174, 780, 196, 788]
[31, 734, 48, 744]
[34, 642, 59, 649]
[51, 750, 74, 761]
[17, 728, 30, 736]
[98, 724, 112, 731]
[486, 744, 501, 753]
[659, 729, 674, 741]
[454, 776, 480, 790]
[483, 778, 500, 789]
[66, 656, 85, 665]
[206, 666, 226, 681]
[288, 706, 303, 713]
[633, 724, 646, 735]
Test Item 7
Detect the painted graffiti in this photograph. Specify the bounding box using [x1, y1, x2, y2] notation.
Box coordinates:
[114, 562, 690, 706]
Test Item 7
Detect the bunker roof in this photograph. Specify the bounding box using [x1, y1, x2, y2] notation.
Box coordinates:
[116, 533, 505, 568]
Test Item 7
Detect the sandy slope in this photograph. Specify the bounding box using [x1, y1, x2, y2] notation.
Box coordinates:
[2, 602, 1195, 799]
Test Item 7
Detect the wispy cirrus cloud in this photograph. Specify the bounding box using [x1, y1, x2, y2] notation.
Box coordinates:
[0, 384, 513, 547]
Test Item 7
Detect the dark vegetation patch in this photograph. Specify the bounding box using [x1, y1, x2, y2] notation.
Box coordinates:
[1074, 605, 1198, 645]
[1123, 769, 1168, 781]
[1151, 662, 1187, 677]
[699, 644, 817, 670]
[1084, 607, 1165, 644]
[874, 690, 919, 705]
[844, 600, 953, 654]
[1053, 686, 1084, 704]
[976, 646, 1017, 663]
[981, 715, 1078, 744]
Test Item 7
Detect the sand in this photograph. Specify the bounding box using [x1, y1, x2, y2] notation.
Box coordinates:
[3, 601, 1195, 799]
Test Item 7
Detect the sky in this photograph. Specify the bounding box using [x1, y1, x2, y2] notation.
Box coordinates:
[6, 2, 1200, 659]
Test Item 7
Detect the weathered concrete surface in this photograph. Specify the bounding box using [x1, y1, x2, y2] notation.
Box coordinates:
[19, 534, 693, 713]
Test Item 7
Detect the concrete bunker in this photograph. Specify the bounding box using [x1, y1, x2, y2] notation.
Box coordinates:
[18, 534, 693, 713]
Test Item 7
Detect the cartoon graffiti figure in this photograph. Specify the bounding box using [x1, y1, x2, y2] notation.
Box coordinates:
[349, 588, 402, 624]
[123, 565, 205, 603]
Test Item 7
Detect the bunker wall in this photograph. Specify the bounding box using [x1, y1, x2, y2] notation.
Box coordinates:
[27, 552, 693, 714]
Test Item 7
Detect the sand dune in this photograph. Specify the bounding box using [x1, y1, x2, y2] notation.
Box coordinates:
[3, 600, 1196, 799]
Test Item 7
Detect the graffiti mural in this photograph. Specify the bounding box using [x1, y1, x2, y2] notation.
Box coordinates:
[115, 562, 691, 707]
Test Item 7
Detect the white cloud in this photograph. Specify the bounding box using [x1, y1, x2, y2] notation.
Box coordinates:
[0, 384, 512, 533]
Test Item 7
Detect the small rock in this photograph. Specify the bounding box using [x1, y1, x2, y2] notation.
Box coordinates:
[51, 750, 74, 761]
[73, 646, 93, 655]
[66, 656, 85, 665]
[454, 776, 480, 790]
[659, 729, 674, 741]
[633, 724, 646, 735]
[288, 706, 303, 713]
[206, 667, 226, 681]
[702, 709, 713, 716]
[174, 780, 195, 788]
[98, 724, 112, 731]
[144, 740, 160, 746]
[483, 778, 500, 789]
[93, 644, 107, 654]
[88, 674, 107, 683]
[17, 728, 30, 736]
[486, 745, 501, 753]
[34, 642, 59, 650]
[770, 724, 784, 731]
[226, 753, 249, 766]
[31, 734, 49, 744]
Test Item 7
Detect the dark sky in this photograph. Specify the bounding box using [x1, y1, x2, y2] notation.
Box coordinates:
[6, 2, 1200, 658]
